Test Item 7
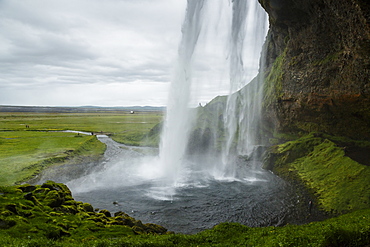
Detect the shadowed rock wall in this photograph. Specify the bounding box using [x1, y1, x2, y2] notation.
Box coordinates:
[259, 0, 370, 140]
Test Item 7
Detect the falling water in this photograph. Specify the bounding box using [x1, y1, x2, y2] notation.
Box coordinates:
[158, 0, 206, 187]
[159, 0, 268, 182]
[220, 0, 268, 177]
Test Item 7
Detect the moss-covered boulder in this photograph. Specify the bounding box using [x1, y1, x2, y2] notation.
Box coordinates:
[0, 181, 168, 241]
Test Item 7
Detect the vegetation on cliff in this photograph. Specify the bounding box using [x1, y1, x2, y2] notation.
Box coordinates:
[257, 3, 370, 243]
[259, 0, 370, 140]
[265, 133, 370, 214]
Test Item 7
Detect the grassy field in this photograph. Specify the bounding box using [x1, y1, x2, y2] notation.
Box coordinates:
[0, 111, 162, 140]
[0, 111, 163, 185]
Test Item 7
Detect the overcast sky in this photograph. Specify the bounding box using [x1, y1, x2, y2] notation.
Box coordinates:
[0, 0, 267, 107]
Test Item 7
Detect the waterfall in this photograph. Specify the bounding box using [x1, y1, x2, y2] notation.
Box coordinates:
[159, 0, 268, 185]
[159, 0, 206, 186]
[221, 0, 268, 178]
[65, 0, 271, 205]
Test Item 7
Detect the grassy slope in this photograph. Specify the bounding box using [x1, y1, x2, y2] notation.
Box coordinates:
[0, 112, 162, 185]
[0, 131, 106, 186]
[269, 133, 370, 214]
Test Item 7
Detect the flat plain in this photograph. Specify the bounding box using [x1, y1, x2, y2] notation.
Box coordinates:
[0, 110, 163, 185]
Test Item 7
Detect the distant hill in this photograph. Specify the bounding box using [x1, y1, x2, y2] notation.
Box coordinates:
[0, 105, 165, 113]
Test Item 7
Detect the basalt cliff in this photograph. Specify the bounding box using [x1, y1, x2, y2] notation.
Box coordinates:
[259, 0, 370, 140]
[256, 0, 370, 215]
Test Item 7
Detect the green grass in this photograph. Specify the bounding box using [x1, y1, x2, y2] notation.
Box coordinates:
[0, 112, 163, 143]
[0, 211, 369, 247]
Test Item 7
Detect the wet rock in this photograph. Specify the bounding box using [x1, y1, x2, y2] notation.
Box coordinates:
[119, 217, 134, 227]
[99, 209, 111, 217]
[114, 211, 130, 217]
[80, 203, 94, 213]
[23, 192, 34, 201]
[259, 0, 370, 140]
[18, 184, 36, 193]
[0, 218, 16, 229]
[5, 204, 17, 214]
[143, 223, 168, 234]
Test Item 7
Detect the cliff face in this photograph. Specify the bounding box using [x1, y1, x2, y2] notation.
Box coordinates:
[258, 0, 370, 140]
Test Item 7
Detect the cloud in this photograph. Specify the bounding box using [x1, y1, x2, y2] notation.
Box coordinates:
[0, 0, 186, 106]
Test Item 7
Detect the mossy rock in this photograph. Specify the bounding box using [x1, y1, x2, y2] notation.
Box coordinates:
[0, 218, 16, 229]
[42, 181, 71, 195]
[99, 209, 111, 217]
[23, 192, 40, 205]
[0, 181, 168, 242]
[5, 204, 18, 214]
[44, 190, 65, 208]
[17, 184, 36, 193]
[79, 202, 94, 213]
[0, 180, 369, 245]
[143, 223, 168, 234]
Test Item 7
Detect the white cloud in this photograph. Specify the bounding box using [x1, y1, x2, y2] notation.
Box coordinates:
[0, 0, 185, 106]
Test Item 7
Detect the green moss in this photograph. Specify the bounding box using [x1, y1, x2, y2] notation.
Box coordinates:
[79, 203, 94, 213]
[312, 52, 341, 66]
[291, 140, 370, 213]
[0, 181, 171, 243]
[269, 133, 370, 214]
[263, 49, 286, 108]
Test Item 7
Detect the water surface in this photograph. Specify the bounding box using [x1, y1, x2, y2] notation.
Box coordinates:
[64, 136, 314, 234]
